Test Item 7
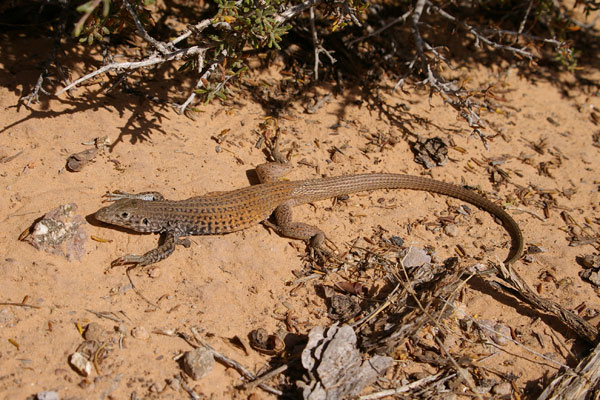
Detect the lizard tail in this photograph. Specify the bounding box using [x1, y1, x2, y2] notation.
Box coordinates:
[293, 174, 523, 265]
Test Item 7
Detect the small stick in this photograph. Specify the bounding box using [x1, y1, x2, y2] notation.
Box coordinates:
[0, 302, 40, 309]
[359, 372, 446, 400]
[240, 363, 290, 390]
[181, 328, 283, 396]
[125, 267, 160, 310]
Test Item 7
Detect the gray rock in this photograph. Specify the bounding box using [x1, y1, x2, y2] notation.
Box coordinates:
[298, 324, 392, 400]
[402, 247, 431, 268]
[182, 347, 215, 380]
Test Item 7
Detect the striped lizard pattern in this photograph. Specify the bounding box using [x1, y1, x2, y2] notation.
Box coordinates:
[95, 163, 523, 266]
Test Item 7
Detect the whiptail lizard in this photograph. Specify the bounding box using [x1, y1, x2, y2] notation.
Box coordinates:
[95, 162, 523, 266]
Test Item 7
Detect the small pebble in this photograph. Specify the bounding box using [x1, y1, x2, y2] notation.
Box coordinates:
[492, 323, 511, 346]
[580, 269, 600, 286]
[37, 391, 59, 400]
[492, 381, 512, 396]
[389, 236, 404, 246]
[149, 382, 165, 393]
[478, 320, 511, 346]
[444, 224, 459, 237]
[131, 326, 149, 340]
[0, 309, 14, 326]
[182, 347, 215, 380]
[168, 378, 181, 391]
[69, 352, 92, 377]
[581, 254, 600, 269]
[526, 245, 546, 254]
[148, 267, 161, 278]
[411, 371, 430, 380]
[474, 385, 492, 394]
[83, 322, 106, 342]
[523, 255, 535, 263]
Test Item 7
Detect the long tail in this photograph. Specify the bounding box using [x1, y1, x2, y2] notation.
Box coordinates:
[292, 174, 523, 265]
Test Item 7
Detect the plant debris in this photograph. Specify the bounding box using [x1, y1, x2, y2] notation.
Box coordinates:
[66, 147, 100, 172]
[249, 328, 285, 355]
[578, 253, 600, 287]
[66, 136, 109, 172]
[411, 137, 449, 169]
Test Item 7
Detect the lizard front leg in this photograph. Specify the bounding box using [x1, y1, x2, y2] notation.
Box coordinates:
[111, 231, 189, 266]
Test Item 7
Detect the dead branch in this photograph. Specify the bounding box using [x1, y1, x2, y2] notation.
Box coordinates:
[537, 340, 600, 400]
[176, 52, 220, 115]
[493, 262, 599, 344]
[181, 327, 283, 396]
[428, 2, 535, 59]
[274, 0, 323, 24]
[310, 6, 336, 81]
[20, 1, 68, 105]
[55, 45, 208, 95]
[122, 0, 174, 55]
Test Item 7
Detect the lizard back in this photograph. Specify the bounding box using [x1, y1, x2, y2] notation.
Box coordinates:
[95, 181, 298, 235]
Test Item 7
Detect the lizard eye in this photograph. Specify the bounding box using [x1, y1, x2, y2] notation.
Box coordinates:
[142, 218, 149, 225]
[121, 212, 129, 218]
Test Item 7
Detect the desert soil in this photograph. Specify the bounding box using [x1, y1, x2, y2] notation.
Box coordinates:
[1, 30, 599, 399]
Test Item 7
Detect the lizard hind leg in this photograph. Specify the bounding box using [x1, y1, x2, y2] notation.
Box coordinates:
[272, 202, 326, 250]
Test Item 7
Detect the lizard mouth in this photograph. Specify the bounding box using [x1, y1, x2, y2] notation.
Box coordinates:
[94, 206, 112, 223]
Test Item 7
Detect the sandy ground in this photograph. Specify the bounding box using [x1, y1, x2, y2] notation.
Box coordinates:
[1, 31, 600, 399]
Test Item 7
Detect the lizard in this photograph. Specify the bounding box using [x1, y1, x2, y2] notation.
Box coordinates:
[94, 162, 524, 266]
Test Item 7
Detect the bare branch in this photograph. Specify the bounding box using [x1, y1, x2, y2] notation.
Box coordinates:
[516, 0, 535, 40]
[20, 1, 68, 105]
[177, 51, 224, 115]
[348, 10, 411, 47]
[170, 19, 212, 46]
[538, 339, 600, 400]
[359, 372, 447, 399]
[411, 0, 429, 74]
[22, 55, 53, 106]
[310, 6, 320, 80]
[482, 28, 562, 47]
[186, 327, 282, 396]
[56, 45, 208, 95]
[122, 0, 174, 55]
[429, 3, 535, 59]
[274, 0, 322, 24]
[309, 6, 336, 80]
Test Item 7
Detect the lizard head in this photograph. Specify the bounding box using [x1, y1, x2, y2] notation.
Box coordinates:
[95, 199, 163, 233]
